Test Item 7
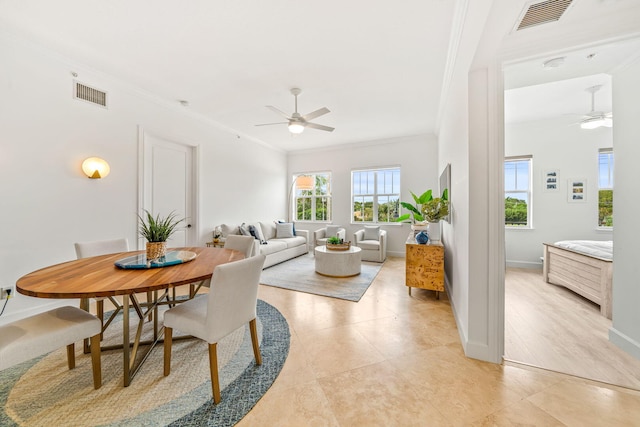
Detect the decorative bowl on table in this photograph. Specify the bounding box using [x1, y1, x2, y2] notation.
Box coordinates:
[326, 241, 351, 251]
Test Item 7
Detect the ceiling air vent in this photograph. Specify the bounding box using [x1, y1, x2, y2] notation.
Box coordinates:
[73, 81, 108, 108]
[516, 0, 573, 31]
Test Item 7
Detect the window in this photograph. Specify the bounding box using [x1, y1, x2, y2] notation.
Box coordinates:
[292, 172, 331, 222]
[504, 156, 532, 227]
[352, 167, 400, 223]
[598, 149, 614, 227]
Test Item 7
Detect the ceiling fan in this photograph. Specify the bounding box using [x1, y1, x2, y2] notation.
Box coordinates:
[578, 85, 613, 130]
[255, 88, 334, 134]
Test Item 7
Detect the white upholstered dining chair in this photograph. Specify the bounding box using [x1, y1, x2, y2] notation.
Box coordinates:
[163, 254, 266, 404]
[223, 234, 255, 258]
[74, 238, 130, 336]
[0, 306, 102, 389]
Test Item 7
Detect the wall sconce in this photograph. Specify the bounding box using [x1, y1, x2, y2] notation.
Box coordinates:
[82, 157, 110, 179]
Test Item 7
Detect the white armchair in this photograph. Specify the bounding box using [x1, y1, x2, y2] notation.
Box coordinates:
[314, 225, 346, 246]
[353, 226, 387, 262]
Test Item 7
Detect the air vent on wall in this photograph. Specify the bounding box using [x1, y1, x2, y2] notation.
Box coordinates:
[516, 0, 573, 31]
[73, 81, 108, 108]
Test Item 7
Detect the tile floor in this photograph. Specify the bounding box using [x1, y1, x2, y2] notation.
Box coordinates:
[237, 257, 640, 427]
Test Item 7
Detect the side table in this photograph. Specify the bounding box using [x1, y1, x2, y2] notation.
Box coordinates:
[405, 233, 444, 298]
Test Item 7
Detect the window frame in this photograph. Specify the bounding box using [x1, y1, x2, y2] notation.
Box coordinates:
[351, 166, 401, 224]
[291, 172, 332, 223]
[598, 148, 614, 228]
[504, 156, 533, 229]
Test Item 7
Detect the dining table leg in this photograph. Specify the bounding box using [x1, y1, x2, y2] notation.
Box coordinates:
[123, 294, 131, 386]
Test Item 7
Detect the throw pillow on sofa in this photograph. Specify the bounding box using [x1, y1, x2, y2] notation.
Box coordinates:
[239, 223, 251, 237]
[248, 225, 267, 244]
[277, 220, 296, 236]
[275, 222, 295, 239]
[220, 223, 239, 237]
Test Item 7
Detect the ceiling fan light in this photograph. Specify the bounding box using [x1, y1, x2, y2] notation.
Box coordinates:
[288, 122, 305, 134]
[580, 117, 606, 130]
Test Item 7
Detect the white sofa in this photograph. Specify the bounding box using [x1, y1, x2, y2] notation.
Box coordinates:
[218, 221, 308, 268]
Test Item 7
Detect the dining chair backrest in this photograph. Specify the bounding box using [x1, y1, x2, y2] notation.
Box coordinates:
[204, 254, 265, 343]
[223, 235, 255, 258]
[74, 238, 129, 259]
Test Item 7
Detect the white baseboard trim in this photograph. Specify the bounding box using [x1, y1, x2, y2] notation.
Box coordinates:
[387, 250, 405, 258]
[609, 326, 640, 360]
[445, 272, 499, 363]
[506, 260, 542, 269]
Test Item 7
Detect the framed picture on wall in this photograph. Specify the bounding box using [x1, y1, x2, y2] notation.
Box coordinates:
[543, 169, 559, 192]
[568, 178, 587, 203]
[439, 163, 451, 223]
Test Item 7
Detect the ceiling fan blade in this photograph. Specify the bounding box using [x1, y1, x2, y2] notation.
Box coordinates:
[266, 105, 291, 119]
[305, 122, 335, 132]
[255, 122, 288, 127]
[301, 107, 330, 121]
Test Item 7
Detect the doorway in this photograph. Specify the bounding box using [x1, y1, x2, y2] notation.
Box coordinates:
[138, 128, 197, 249]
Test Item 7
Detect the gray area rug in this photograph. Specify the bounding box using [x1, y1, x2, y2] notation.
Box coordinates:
[0, 299, 289, 427]
[260, 254, 383, 302]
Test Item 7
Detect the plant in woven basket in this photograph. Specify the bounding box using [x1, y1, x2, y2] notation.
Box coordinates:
[138, 210, 184, 259]
[327, 236, 342, 245]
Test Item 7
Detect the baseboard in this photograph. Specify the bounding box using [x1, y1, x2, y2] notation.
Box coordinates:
[387, 250, 405, 258]
[445, 274, 469, 355]
[609, 326, 640, 360]
[506, 260, 542, 269]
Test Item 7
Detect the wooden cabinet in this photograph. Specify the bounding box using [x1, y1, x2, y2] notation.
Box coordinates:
[405, 234, 444, 297]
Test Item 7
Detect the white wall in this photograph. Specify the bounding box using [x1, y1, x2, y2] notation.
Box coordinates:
[609, 58, 640, 359]
[287, 135, 439, 255]
[505, 117, 614, 268]
[0, 32, 286, 323]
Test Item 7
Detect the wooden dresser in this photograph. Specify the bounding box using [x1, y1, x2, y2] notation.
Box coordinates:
[405, 234, 445, 297]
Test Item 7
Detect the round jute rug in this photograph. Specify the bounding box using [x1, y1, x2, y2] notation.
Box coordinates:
[0, 299, 290, 426]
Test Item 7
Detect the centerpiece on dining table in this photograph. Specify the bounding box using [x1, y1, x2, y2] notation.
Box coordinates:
[138, 210, 184, 260]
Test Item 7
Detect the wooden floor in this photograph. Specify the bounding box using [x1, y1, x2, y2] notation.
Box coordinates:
[504, 267, 640, 390]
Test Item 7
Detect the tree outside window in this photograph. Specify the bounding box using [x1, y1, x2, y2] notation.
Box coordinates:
[293, 172, 331, 222]
[352, 168, 400, 223]
[598, 149, 614, 227]
[504, 157, 532, 227]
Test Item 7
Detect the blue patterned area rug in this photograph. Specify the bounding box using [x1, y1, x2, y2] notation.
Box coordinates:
[0, 299, 289, 427]
[260, 254, 383, 302]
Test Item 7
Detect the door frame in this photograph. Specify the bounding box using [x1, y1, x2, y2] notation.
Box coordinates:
[137, 126, 199, 249]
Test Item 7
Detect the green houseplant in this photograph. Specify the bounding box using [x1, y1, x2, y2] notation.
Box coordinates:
[138, 210, 183, 259]
[395, 189, 449, 224]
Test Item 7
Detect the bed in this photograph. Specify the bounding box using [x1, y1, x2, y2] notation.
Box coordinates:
[542, 240, 613, 319]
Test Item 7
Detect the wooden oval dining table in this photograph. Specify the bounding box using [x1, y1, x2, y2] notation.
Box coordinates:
[16, 246, 244, 386]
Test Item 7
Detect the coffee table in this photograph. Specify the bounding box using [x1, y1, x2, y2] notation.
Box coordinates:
[314, 245, 362, 277]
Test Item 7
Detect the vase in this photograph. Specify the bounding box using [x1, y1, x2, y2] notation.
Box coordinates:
[411, 222, 428, 237]
[146, 241, 167, 260]
[415, 230, 429, 244]
[427, 221, 441, 243]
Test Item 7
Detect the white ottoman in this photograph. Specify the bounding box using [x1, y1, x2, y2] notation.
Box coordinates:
[314, 246, 362, 277]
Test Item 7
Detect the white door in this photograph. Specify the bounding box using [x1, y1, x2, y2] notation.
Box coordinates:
[139, 129, 196, 249]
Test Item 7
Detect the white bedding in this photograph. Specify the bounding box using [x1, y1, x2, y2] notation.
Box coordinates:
[553, 240, 613, 261]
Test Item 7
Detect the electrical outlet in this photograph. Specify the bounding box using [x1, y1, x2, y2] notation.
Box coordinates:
[0, 287, 11, 300]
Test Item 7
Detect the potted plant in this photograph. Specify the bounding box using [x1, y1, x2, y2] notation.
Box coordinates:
[326, 235, 350, 250]
[396, 189, 449, 239]
[138, 210, 183, 260]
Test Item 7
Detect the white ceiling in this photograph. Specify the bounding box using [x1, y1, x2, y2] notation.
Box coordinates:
[1, 0, 639, 150]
